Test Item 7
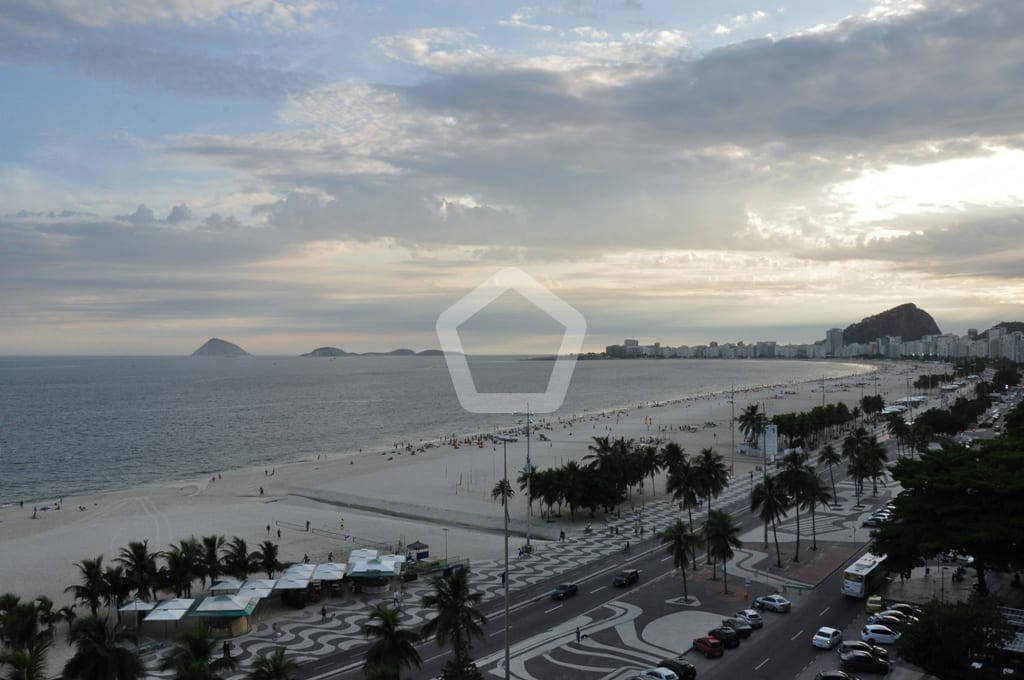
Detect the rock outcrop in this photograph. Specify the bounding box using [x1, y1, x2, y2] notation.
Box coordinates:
[843, 303, 941, 345]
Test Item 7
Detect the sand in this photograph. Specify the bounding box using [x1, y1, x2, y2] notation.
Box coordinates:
[0, 359, 935, 613]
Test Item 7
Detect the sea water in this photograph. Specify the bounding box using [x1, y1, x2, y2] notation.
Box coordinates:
[0, 356, 870, 504]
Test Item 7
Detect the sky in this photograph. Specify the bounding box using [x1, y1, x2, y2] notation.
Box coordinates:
[3, 0, 1024, 355]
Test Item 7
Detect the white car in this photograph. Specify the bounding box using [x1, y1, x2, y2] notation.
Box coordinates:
[861, 624, 900, 645]
[754, 594, 792, 612]
[634, 669, 678, 680]
[735, 609, 764, 628]
[812, 626, 843, 649]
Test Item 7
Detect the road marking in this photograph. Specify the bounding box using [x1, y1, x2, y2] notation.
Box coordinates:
[589, 587, 604, 594]
[819, 606, 830, 616]
[490, 629, 504, 637]
[790, 629, 804, 641]
[661, 555, 673, 562]
[755, 658, 770, 670]
[544, 605, 562, 614]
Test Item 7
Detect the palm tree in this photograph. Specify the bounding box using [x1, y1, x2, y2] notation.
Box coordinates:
[737, 404, 764, 445]
[363, 604, 422, 680]
[559, 460, 585, 521]
[65, 557, 107, 617]
[864, 435, 888, 496]
[162, 541, 197, 598]
[0, 597, 46, 653]
[842, 428, 869, 506]
[62, 615, 144, 680]
[704, 509, 742, 593]
[657, 442, 686, 475]
[665, 456, 701, 570]
[254, 541, 283, 579]
[0, 637, 51, 680]
[160, 625, 236, 680]
[490, 479, 514, 507]
[101, 566, 131, 624]
[694, 448, 728, 513]
[778, 452, 810, 562]
[803, 474, 832, 551]
[750, 474, 790, 568]
[816, 444, 841, 508]
[116, 541, 161, 602]
[197, 536, 226, 590]
[640, 445, 661, 496]
[658, 520, 702, 602]
[421, 566, 487, 676]
[222, 537, 257, 581]
[246, 648, 298, 680]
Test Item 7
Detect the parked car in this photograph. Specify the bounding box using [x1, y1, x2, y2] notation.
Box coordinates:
[840, 650, 890, 674]
[811, 626, 843, 650]
[861, 624, 900, 645]
[735, 608, 764, 628]
[866, 615, 904, 631]
[692, 636, 724, 658]
[707, 627, 740, 648]
[614, 569, 640, 587]
[633, 668, 679, 680]
[656, 658, 696, 680]
[551, 583, 578, 600]
[753, 594, 792, 612]
[814, 671, 858, 680]
[837, 640, 889, 661]
[887, 603, 921, 618]
[721, 617, 753, 638]
[862, 516, 885, 528]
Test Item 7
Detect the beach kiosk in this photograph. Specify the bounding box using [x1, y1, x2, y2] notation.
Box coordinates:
[407, 541, 430, 560]
[190, 594, 258, 636]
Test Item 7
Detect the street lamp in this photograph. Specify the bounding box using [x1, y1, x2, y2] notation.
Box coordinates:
[443, 528, 449, 567]
[515, 407, 532, 549]
[494, 434, 515, 680]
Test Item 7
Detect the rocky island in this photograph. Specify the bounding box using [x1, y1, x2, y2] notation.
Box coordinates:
[191, 338, 251, 356]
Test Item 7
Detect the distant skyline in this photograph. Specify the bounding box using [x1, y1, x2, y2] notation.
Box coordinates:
[3, 0, 1024, 355]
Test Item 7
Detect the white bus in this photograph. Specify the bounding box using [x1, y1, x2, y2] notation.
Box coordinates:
[841, 553, 887, 598]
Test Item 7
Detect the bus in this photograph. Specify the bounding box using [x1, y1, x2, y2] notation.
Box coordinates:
[841, 552, 887, 598]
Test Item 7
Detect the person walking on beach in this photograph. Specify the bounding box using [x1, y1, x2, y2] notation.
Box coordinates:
[276, 528, 281, 539]
[266, 524, 270, 534]
[575, 627, 581, 644]
[306, 520, 310, 531]
[320, 605, 327, 621]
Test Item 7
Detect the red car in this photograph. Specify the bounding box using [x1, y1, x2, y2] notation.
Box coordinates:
[692, 636, 724, 658]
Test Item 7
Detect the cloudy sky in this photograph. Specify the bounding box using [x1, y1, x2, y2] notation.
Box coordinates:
[3, 0, 1024, 355]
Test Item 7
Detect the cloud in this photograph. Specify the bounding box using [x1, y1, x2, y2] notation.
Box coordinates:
[116, 205, 157, 227]
[498, 11, 553, 32]
[712, 8, 769, 35]
[166, 204, 193, 224]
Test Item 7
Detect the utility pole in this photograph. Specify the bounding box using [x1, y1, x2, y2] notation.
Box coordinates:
[521, 406, 532, 549]
[730, 384, 735, 476]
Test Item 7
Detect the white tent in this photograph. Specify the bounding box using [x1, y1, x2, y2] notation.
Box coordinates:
[273, 575, 310, 590]
[143, 598, 194, 622]
[118, 598, 155, 612]
[311, 563, 345, 581]
[192, 594, 257, 617]
[210, 579, 242, 592]
[237, 578, 277, 599]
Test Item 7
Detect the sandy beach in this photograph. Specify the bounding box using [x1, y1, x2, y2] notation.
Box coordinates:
[0, 358, 941, 619]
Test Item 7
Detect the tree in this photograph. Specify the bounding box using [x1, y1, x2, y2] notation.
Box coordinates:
[737, 404, 765, 446]
[116, 541, 161, 602]
[159, 625, 237, 680]
[65, 557, 106, 618]
[490, 479, 514, 507]
[246, 649, 298, 680]
[842, 428, 871, 506]
[254, 541, 283, 579]
[0, 597, 47, 654]
[704, 509, 742, 593]
[694, 448, 728, 513]
[658, 520, 702, 603]
[363, 604, 422, 680]
[222, 538, 257, 582]
[816, 444, 841, 508]
[640, 445, 661, 496]
[62, 615, 144, 680]
[0, 637, 51, 680]
[665, 456, 701, 570]
[896, 597, 1012, 679]
[657, 442, 686, 475]
[750, 474, 790, 568]
[802, 474, 832, 551]
[197, 536, 226, 590]
[421, 566, 487, 677]
[778, 451, 811, 562]
[162, 541, 198, 598]
[100, 567, 131, 624]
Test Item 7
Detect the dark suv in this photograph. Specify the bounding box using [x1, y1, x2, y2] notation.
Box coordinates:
[613, 569, 640, 587]
[657, 658, 697, 680]
[708, 627, 740, 648]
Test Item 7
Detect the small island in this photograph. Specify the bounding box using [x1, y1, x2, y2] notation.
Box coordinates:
[300, 347, 448, 357]
[301, 347, 354, 357]
[191, 338, 251, 357]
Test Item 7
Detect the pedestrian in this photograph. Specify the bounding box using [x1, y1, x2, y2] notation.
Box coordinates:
[259, 486, 264, 496]
[393, 590, 400, 606]
[266, 524, 270, 534]
[306, 520, 310, 531]
[640, 525, 645, 537]
[327, 551, 333, 562]
[264, 469, 268, 476]
[32, 506, 37, 519]
[500, 571, 506, 585]
[19, 500, 23, 509]
[575, 626, 581, 644]
[743, 591, 749, 604]
[559, 530, 565, 542]
[320, 605, 327, 621]
[303, 553, 309, 563]
[222, 640, 231, 659]
[276, 528, 281, 539]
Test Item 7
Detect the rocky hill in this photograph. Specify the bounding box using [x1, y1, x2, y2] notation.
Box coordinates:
[977, 322, 1024, 340]
[191, 338, 251, 356]
[843, 303, 941, 345]
[301, 347, 353, 357]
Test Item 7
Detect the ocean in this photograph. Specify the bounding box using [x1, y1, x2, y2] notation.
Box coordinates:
[0, 356, 871, 504]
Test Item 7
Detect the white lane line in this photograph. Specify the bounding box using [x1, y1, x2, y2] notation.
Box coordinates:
[661, 555, 673, 563]
[819, 606, 830, 616]
[755, 658, 770, 670]
[544, 605, 561, 614]
[490, 629, 504, 637]
[790, 629, 804, 641]
[589, 587, 605, 594]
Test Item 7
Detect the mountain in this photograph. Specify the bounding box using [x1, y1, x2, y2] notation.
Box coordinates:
[301, 347, 353, 357]
[417, 349, 445, 356]
[361, 348, 416, 356]
[843, 303, 942, 345]
[977, 322, 1024, 340]
[191, 338, 251, 357]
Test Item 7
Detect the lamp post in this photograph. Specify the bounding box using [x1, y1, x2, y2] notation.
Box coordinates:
[443, 528, 449, 567]
[494, 434, 515, 680]
[515, 407, 533, 549]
